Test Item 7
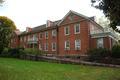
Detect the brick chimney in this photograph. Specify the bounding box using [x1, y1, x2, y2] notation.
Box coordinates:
[26, 27, 32, 32]
[46, 20, 54, 27]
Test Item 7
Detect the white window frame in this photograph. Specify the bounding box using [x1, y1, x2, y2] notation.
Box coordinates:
[52, 42, 56, 51]
[75, 39, 81, 50]
[74, 24, 80, 34]
[65, 40, 70, 50]
[64, 26, 70, 35]
[39, 44, 42, 50]
[45, 31, 48, 39]
[39, 33, 42, 39]
[97, 38, 104, 48]
[52, 30, 56, 37]
[45, 43, 48, 51]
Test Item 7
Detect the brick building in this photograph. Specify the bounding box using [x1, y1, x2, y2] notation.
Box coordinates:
[10, 10, 118, 56]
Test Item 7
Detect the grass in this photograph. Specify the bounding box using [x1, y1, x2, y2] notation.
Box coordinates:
[0, 58, 120, 80]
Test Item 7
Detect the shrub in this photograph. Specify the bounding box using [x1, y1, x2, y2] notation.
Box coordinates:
[87, 48, 110, 62]
[0, 48, 10, 57]
[111, 45, 120, 58]
[22, 48, 47, 55]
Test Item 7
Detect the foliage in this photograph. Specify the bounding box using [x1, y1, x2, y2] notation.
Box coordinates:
[21, 48, 47, 55]
[0, 48, 23, 58]
[0, 16, 16, 53]
[97, 16, 110, 27]
[111, 45, 120, 58]
[91, 0, 120, 33]
[0, 0, 4, 5]
[87, 48, 110, 62]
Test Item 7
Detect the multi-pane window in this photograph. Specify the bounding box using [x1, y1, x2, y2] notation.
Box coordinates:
[24, 37, 26, 42]
[45, 43, 48, 51]
[52, 30, 56, 37]
[39, 44, 42, 50]
[74, 24, 80, 34]
[39, 33, 42, 39]
[64, 26, 70, 35]
[52, 42, 56, 51]
[65, 40, 70, 50]
[75, 39, 81, 50]
[45, 31, 48, 39]
[97, 38, 104, 48]
[33, 34, 38, 41]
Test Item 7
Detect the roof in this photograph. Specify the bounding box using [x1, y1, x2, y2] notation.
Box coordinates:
[20, 10, 104, 36]
[20, 20, 61, 36]
[58, 10, 104, 30]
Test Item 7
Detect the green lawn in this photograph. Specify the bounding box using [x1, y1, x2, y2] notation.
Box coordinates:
[0, 58, 120, 80]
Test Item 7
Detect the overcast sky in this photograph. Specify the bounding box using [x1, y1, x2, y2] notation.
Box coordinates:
[0, 0, 104, 31]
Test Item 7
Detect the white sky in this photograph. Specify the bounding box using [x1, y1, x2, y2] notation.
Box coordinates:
[0, 0, 104, 31]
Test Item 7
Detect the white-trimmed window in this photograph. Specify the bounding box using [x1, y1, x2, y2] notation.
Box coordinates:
[39, 44, 42, 50]
[20, 37, 23, 42]
[45, 43, 48, 51]
[64, 26, 70, 35]
[24, 36, 26, 42]
[39, 33, 42, 39]
[74, 24, 80, 34]
[45, 31, 48, 39]
[52, 30, 56, 37]
[65, 40, 70, 50]
[75, 39, 81, 50]
[52, 42, 56, 51]
[97, 38, 104, 48]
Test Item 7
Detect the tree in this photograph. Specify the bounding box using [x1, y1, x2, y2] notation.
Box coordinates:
[0, 16, 16, 53]
[91, 0, 120, 33]
[0, 0, 4, 5]
[97, 16, 110, 28]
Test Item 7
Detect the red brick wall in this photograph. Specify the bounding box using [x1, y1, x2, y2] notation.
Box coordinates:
[90, 37, 112, 50]
[58, 20, 90, 55]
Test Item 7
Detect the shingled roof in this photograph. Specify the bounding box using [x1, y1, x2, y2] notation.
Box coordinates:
[20, 20, 61, 36]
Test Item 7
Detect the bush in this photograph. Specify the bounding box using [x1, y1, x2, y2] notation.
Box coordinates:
[0, 48, 24, 58]
[0, 48, 10, 57]
[21, 48, 47, 55]
[111, 45, 120, 58]
[87, 48, 110, 62]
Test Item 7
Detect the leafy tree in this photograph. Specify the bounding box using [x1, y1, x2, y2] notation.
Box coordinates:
[0, 16, 16, 53]
[97, 16, 110, 28]
[0, 0, 4, 5]
[91, 0, 120, 33]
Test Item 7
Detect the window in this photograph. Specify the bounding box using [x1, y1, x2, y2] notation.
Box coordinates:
[33, 34, 38, 41]
[52, 30, 56, 37]
[20, 37, 22, 42]
[45, 43, 48, 51]
[74, 24, 80, 34]
[39, 44, 42, 50]
[39, 33, 42, 39]
[65, 40, 70, 50]
[75, 39, 81, 50]
[52, 42, 56, 51]
[45, 31, 48, 39]
[24, 37, 26, 42]
[64, 26, 70, 35]
[69, 15, 74, 21]
[97, 38, 104, 48]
